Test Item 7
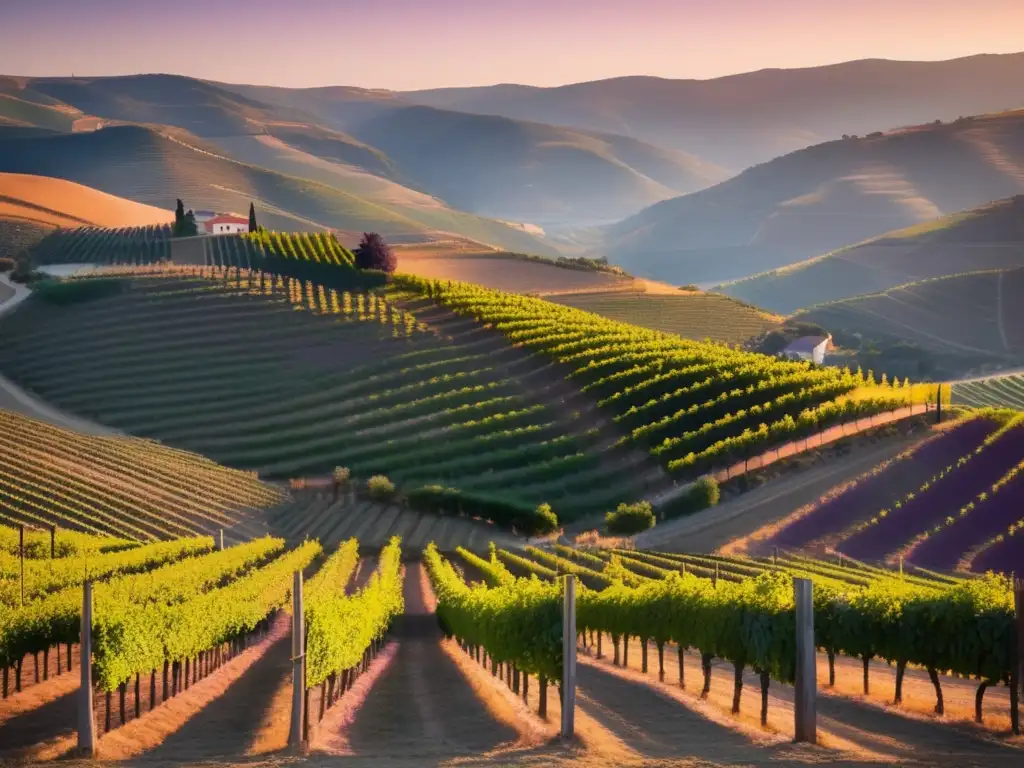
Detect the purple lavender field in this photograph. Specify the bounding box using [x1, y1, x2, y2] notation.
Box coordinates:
[840, 422, 1024, 561]
[767, 416, 1000, 549]
[972, 526, 1024, 575]
[910, 467, 1024, 571]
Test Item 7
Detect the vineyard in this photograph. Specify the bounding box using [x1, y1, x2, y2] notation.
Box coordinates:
[551, 291, 781, 345]
[954, 373, 1024, 411]
[0, 408, 281, 541]
[0, 267, 657, 526]
[396, 275, 913, 480]
[266, 487, 523, 552]
[430, 541, 1023, 739]
[2, 527, 1022, 764]
[746, 410, 1024, 575]
[30, 226, 172, 265]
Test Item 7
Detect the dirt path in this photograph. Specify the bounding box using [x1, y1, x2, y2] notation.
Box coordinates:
[335, 564, 523, 760]
[578, 634, 1022, 767]
[114, 614, 293, 760]
[638, 429, 926, 552]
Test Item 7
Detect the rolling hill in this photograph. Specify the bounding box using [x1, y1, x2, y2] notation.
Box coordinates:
[0, 172, 173, 258]
[0, 125, 559, 254]
[217, 82, 725, 226]
[794, 267, 1024, 379]
[602, 109, 1024, 286]
[2, 74, 725, 229]
[721, 195, 1024, 313]
[403, 52, 1024, 170]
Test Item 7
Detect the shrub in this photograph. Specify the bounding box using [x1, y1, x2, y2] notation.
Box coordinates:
[405, 485, 558, 535]
[33, 278, 127, 305]
[657, 476, 720, 520]
[0, 257, 14, 273]
[605, 501, 656, 534]
[367, 475, 395, 500]
[534, 503, 559, 535]
[332, 466, 351, 485]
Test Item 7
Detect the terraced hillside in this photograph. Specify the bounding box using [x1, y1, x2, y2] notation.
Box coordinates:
[794, 268, 1024, 378]
[0, 269, 659, 524]
[0, 408, 281, 541]
[745, 410, 1024, 574]
[953, 373, 1024, 411]
[0, 125, 557, 254]
[724, 195, 1024, 314]
[397, 275, 910, 482]
[265, 489, 521, 553]
[550, 290, 780, 345]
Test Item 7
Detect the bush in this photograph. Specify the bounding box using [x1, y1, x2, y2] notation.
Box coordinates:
[0, 257, 14, 273]
[605, 501, 656, 534]
[534, 503, 558, 535]
[332, 466, 351, 486]
[33, 278, 127, 305]
[657, 476, 720, 520]
[405, 485, 559, 536]
[367, 475, 395, 500]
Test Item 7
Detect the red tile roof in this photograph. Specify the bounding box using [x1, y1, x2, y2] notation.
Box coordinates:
[206, 215, 249, 226]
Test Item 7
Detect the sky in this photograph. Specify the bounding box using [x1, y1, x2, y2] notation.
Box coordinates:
[2, 0, 1023, 91]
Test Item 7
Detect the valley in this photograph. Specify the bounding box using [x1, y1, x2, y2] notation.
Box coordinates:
[1, 29, 1023, 768]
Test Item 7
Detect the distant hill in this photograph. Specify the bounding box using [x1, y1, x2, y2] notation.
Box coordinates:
[218, 82, 725, 226]
[2, 74, 724, 229]
[402, 53, 1024, 170]
[603, 110, 1024, 286]
[0, 171, 172, 258]
[795, 267, 1024, 379]
[0, 125, 559, 254]
[721, 195, 1024, 313]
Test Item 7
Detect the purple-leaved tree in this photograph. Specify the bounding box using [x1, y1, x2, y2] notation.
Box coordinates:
[354, 232, 397, 274]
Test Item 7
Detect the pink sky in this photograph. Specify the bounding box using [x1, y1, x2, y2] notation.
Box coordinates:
[2, 0, 1023, 90]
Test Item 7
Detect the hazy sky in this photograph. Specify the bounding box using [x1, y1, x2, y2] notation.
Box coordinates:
[2, 0, 1023, 90]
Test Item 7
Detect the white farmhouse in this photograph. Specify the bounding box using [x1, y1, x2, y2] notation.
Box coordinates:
[203, 214, 250, 235]
[782, 335, 832, 365]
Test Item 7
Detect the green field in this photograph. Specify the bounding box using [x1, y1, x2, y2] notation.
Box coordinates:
[551, 291, 780, 344]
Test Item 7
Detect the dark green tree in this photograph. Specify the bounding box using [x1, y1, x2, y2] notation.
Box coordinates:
[174, 199, 185, 234]
[183, 210, 198, 237]
[248, 202, 257, 232]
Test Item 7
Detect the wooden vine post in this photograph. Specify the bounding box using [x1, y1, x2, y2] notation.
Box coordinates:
[1012, 579, 1023, 735]
[289, 571, 306, 748]
[793, 578, 817, 744]
[561, 574, 576, 739]
[218, 529, 224, 552]
[19, 524, 25, 606]
[77, 580, 96, 756]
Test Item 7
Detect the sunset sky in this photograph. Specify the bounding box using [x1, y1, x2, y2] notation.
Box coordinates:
[2, 0, 1023, 90]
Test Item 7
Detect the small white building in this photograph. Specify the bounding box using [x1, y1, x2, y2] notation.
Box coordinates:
[782, 335, 832, 365]
[203, 214, 250, 235]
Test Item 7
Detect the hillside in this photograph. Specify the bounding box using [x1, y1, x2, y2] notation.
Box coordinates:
[218, 84, 724, 226]
[550, 290, 780, 345]
[794, 267, 1024, 379]
[0, 172, 173, 258]
[721, 195, 1024, 313]
[0, 408, 280, 541]
[748, 410, 1024, 575]
[603, 109, 1024, 286]
[403, 52, 1024, 170]
[0, 126, 558, 254]
[5, 74, 725, 228]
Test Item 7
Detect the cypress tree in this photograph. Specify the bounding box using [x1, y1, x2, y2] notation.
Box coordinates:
[248, 202, 258, 232]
